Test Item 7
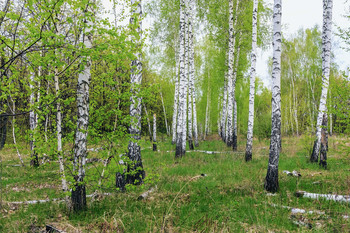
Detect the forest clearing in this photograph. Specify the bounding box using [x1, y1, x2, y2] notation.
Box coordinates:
[1, 0, 350, 232]
[1, 136, 349, 232]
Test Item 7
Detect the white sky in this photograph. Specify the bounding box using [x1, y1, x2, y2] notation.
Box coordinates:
[257, 0, 350, 87]
[101, 0, 350, 87]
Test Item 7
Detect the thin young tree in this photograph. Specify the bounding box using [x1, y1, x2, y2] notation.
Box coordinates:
[160, 92, 169, 136]
[54, 68, 68, 196]
[245, 0, 258, 161]
[264, 0, 282, 193]
[171, 41, 179, 144]
[127, 0, 145, 184]
[311, 0, 333, 163]
[153, 113, 157, 151]
[29, 72, 39, 167]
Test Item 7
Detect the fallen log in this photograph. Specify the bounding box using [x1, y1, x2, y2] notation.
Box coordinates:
[295, 191, 350, 203]
[138, 186, 157, 200]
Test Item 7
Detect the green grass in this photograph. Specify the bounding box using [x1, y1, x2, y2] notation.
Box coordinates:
[0, 135, 349, 232]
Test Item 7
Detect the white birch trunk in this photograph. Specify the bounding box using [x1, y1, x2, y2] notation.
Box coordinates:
[187, 0, 195, 150]
[172, 41, 180, 144]
[221, 71, 228, 142]
[127, 0, 145, 183]
[160, 92, 169, 136]
[192, 79, 199, 147]
[175, 0, 187, 158]
[71, 5, 94, 210]
[245, 0, 258, 161]
[181, 0, 189, 154]
[54, 69, 68, 194]
[143, 103, 152, 141]
[232, 44, 240, 151]
[10, 96, 24, 166]
[226, 0, 239, 147]
[264, 0, 282, 193]
[291, 75, 299, 136]
[311, 0, 333, 162]
[153, 114, 157, 151]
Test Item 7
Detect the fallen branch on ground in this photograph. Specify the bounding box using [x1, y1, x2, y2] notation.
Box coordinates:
[138, 186, 157, 200]
[295, 191, 350, 203]
[5, 193, 113, 205]
[283, 170, 301, 177]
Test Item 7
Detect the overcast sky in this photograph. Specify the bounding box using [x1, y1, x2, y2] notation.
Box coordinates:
[257, 0, 350, 87]
[102, 0, 350, 87]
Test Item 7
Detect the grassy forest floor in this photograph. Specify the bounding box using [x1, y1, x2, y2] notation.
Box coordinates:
[0, 135, 349, 232]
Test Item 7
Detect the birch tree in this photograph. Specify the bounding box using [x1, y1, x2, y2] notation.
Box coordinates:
[153, 114, 157, 151]
[71, 2, 94, 211]
[160, 92, 169, 136]
[187, 0, 195, 150]
[225, 0, 239, 147]
[264, 0, 282, 193]
[54, 68, 68, 194]
[221, 71, 228, 142]
[171, 55, 179, 144]
[311, 0, 333, 163]
[245, 0, 258, 161]
[232, 43, 240, 151]
[127, 0, 145, 184]
[175, 0, 187, 158]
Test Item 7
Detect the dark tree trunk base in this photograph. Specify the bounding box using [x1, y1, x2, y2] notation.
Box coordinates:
[116, 172, 126, 191]
[189, 139, 194, 150]
[126, 164, 145, 185]
[153, 143, 157, 151]
[264, 168, 279, 193]
[310, 140, 319, 163]
[175, 135, 185, 158]
[319, 160, 327, 169]
[0, 115, 7, 150]
[71, 184, 86, 212]
[232, 135, 237, 151]
[245, 151, 252, 162]
[30, 152, 39, 167]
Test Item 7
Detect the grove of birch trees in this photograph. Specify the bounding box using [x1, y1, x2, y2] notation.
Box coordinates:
[1, 0, 350, 217]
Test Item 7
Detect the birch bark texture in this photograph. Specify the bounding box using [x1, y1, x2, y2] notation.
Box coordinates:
[187, 0, 195, 150]
[127, 0, 145, 184]
[232, 44, 240, 151]
[311, 0, 333, 163]
[221, 71, 228, 142]
[171, 42, 179, 144]
[264, 0, 282, 193]
[160, 92, 169, 136]
[55, 69, 68, 194]
[245, 0, 258, 161]
[175, 0, 187, 158]
[71, 27, 92, 211]
[320, 112, 328, 168]
[225, 0, 239, 147]
[153, 114, 157, 151]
